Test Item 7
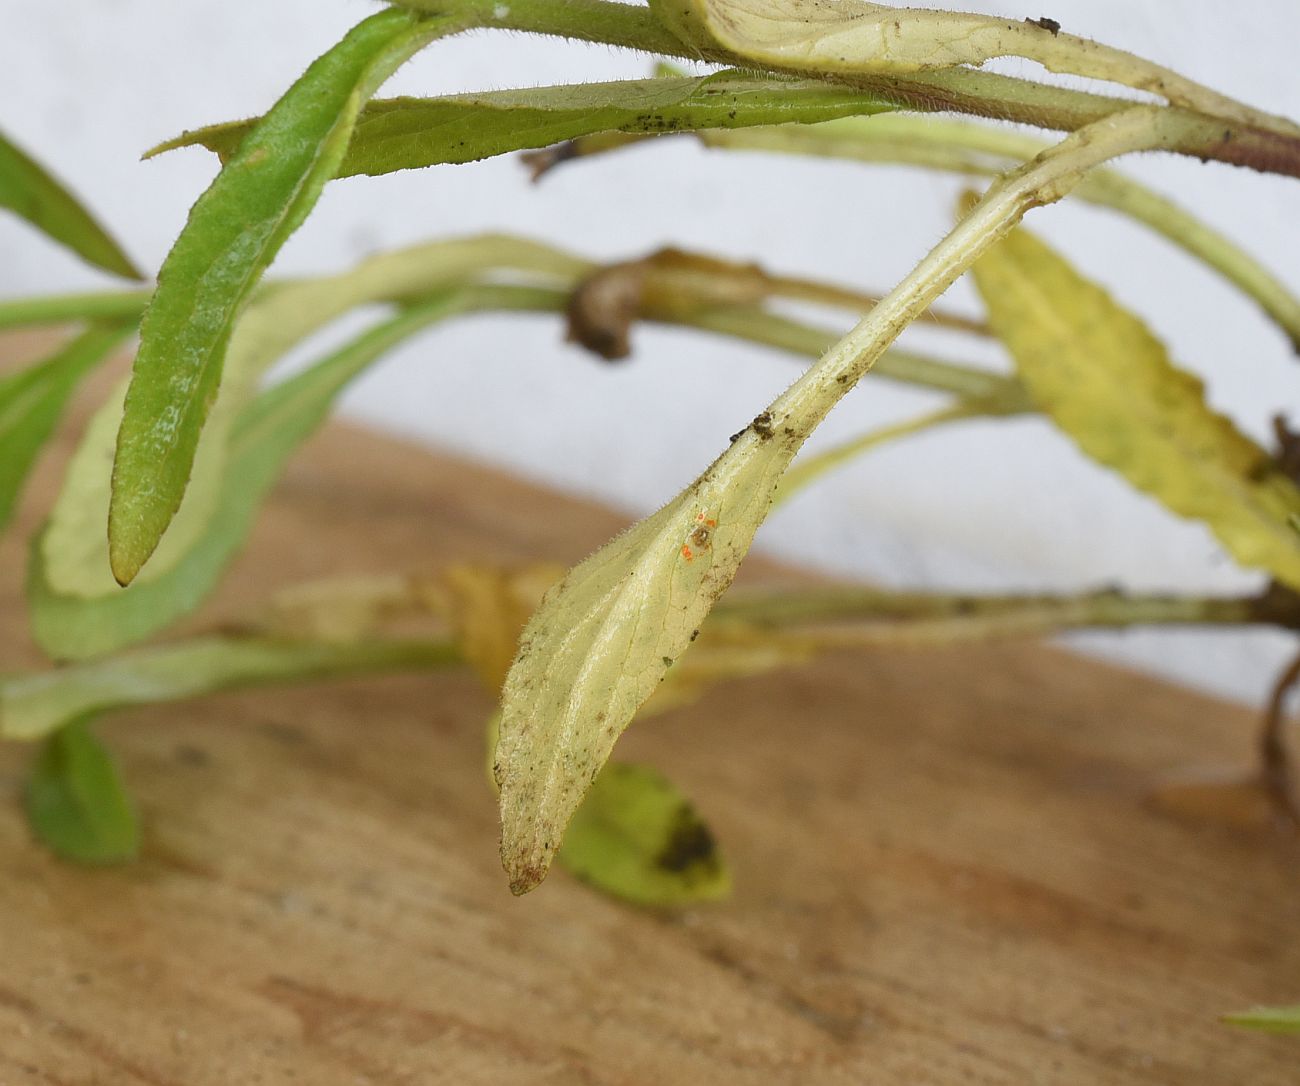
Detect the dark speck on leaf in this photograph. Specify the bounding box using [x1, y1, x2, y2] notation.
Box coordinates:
[1025, 16, 1061, 35]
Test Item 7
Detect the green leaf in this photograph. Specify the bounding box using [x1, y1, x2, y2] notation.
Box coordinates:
[647, 0, 1295, 137]
[558, 763, 731, 907]
[1224, 1006, 1300, 1035]
[25, 720, 138, 863]
[0, 127, 143, 280]
[970, 223, 1300, 590]
[148, 71, 896, 177]
[0, 323, 132, 530]
[33, 237, 583, 660]
[2, 636, 457, 743]
[31, 295, 474, 660]
[109, 7, 460, 586]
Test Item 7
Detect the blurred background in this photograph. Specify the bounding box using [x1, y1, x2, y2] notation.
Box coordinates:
[2, 0, 1298, 704]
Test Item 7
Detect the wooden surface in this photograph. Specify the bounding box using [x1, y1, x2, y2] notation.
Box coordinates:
[0, 342, 1298, 1083]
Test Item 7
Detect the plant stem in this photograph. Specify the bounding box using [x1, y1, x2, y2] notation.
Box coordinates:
[715, 585, 1265, 646]
[680, 116, 1300, 352]
[1262, 651, 1300, 825]
[0, 635, 461, 742]
[680, 307, 1018, 402]
[0, 245, 1010, 399]
[760, 107, 1183, 446]
[772, 401, 993, 507]
[0, 290, 151, 332]
[393, 0, 1300, 178]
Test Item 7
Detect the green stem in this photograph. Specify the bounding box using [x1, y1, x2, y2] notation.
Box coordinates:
[0, 253, 1010, 401]
[772, 401, 992, 507]
[715, 585, 1264, 647]
[689, 116, 1300, 351]
[0, 290, 151, 332]
[0, 635, 461, 742]
[393, 0, 1300, 178]
[756, 107, 1182, 449]
[676, 307, 1019, 402]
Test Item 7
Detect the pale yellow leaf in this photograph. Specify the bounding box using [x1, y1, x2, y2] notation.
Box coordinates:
[496, 106, 1179, 895]
[495, 423, 802, 893]
[971, 224, 1300, 589]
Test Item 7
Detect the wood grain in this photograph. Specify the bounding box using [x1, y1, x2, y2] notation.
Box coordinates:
[0, 333, 1296, 1084]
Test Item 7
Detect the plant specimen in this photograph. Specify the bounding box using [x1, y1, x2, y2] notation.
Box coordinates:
[2, 0, 1299, 1033]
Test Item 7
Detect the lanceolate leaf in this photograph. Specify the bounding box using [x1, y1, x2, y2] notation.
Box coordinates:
[971, 225, 1300, 590]
[40, 235, 584, 606]
[0, 323, 133, 531]
[441, 564, 732, 906]
[148, 72, 897, 177]
[1224, 1006, 1300, 1035]
[110, 8, 461, 587]
[32, 296, 481, 660]
[494, 106, 1178, 895]
[0, 128, 142, 280]
[25, 720, 138, 863]
[648, 0, 1300, 141]
[558, 764, 731, 907]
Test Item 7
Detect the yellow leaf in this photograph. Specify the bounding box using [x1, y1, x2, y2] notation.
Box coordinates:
[495, 427, 802, 893]
[495, 106, 1182, 895]
[971, 224, 1300, 589]
[439, 563, 566, 693]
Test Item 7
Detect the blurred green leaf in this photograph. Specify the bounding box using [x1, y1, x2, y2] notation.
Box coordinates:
[558, 764, 731, 907]
[0, 323, 132, 531]
[0, 291, 151, 333]
[0, 127, 142, 280]
[109, 8, 460, 586]
[1224, 1005, 1300, 1035]
[147, 71, 896, 178]
[972, 223, 1300, 590]
[37, 236, 583, 608]
[31, 294, 477, 660]
[25, 720, 138, 863]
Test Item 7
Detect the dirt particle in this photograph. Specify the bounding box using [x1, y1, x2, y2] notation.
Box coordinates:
[1025, 15, 1061, 35]
[752, 411, 775, 439]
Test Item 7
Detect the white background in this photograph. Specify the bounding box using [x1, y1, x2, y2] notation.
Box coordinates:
[2, 1, 1299, 705]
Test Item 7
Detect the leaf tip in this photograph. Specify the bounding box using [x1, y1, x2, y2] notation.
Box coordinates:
[107, 534, 145, 588]
[504, 849, 550, 896]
